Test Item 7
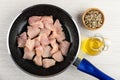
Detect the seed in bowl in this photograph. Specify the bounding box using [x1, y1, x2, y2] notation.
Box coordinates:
[83, 8, 104, 30]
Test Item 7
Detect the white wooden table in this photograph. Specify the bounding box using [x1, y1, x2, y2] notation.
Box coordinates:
[0, 0, 120, 80]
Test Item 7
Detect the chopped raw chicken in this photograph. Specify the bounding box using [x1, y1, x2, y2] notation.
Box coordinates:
[52, 50, 64, 62]
[23, 47, 35, 60]
[27, 26, 40, 39]
[31, 21, 44, 29]
[25, 38, 35, 51]
[49, 30, 57, 40]
[43, 59, 56, 68]
[39, 31, 50, 46]
[34, 34, 41, 42]
[18, 16, 71, 68]
[17, 32, 27, 47]
[35, 45, 43, 56]
[42, 46, 51, 57]
[33, 45, 43, 66]
[59, 41, 70, 56]
[54, 19, 63, 32]
[45, 23, 54, 31]
[56, 31, 65, 42]
[49, 30, 65, 42]
[35, 27, 51, 45]
[50, 39, 59, 54]
[49, 19, 65, 42]
[28, 16, 41, 26]
[41, 16, 53, 24]
[33, 55, 42, 66]
[41, 28, 51, 36]
[34, 39, 40, 48]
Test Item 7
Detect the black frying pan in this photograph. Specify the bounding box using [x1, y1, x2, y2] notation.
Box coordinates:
[7, 4, 114, 80]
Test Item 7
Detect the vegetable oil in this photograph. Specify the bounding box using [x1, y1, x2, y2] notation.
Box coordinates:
[81, 37, 104, 56]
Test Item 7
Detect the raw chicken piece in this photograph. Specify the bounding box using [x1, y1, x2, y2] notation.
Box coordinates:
[41, 28, 51, 36]
[41, 16, 53, 24]
[42, 46, 51, 58]
[33, 45, 43, 66]
[40, 34, 49, 46]
[56, 31, 65, 42]
[31, 21, 44, 29]
[28, 16, 41, 26]
[49, 31, 56, 40]
[34, 29, 50, 46]
[49, 19, 65, 42]
[35, 45, 43, 56]
[59, 41, 70, 56]
[52, 50, 64, 62]
[34, 39, 40, 48]
[17, 32, 27, 47]
[39, 31, 50, 46]
[25, 38, 35, 51]
[43, 59, 56, 68]
[45, 23, 54, 31]
[27, 26, 40, 39]
[50, 39, 59, 54]
[49, 31, 65, 42]
[54, 19, 63, 32]
[34, 34, 41, 42]
[23, 47, 35, 60]
[33, 55, 42, 66]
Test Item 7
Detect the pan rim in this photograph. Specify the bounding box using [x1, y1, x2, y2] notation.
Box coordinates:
[71, 18, 81, 65]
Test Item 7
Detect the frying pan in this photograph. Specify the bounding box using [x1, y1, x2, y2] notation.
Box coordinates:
[7, 4, 114, 80]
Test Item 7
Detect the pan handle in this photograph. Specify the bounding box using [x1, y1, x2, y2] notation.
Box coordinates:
[74, 58, 114, 80]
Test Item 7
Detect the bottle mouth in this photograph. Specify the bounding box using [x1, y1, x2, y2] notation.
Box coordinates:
[88, 37, 104, 52]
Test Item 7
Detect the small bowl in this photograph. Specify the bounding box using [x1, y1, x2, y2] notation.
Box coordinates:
[82, 8, 105, 30]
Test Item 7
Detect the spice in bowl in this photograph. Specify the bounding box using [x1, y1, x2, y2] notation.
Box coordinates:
[82, 8, 104, 30]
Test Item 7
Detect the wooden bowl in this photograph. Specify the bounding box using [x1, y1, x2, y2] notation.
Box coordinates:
[82, 8, 105, 30]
